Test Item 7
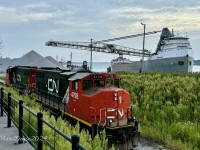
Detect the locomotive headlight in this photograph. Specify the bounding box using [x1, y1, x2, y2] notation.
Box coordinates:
[114, 92, 118, 101]
[109, 120, 112, 126]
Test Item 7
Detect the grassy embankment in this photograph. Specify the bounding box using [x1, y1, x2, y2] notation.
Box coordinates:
[118, 72, 200, 150]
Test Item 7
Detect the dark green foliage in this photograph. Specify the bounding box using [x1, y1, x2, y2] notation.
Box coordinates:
[118, 72, 200, 150]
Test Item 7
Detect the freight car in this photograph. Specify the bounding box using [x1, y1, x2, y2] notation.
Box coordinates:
[6, 66, 36, 93]
[6, 66, 139, 142]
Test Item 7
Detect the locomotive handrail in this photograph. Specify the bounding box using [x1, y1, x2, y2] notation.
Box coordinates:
[0, 87, 86, 150]
[36, 88, 66, 112]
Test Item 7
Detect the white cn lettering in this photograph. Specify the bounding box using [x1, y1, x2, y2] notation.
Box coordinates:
[17, 75, 21, 82]
[106, 108, 124, 119]
[48, 79, 59, 93]
[118, 108, 124, 117]
[106, 109, 115, 119]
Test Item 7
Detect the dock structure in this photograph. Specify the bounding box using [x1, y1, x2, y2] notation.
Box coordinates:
[0, 115, 33, 150]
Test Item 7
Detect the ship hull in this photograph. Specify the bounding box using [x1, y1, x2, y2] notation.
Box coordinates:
[111, 56, 193, 73]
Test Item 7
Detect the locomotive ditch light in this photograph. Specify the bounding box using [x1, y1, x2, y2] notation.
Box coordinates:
[114, 92, 118, 100]
[114, 97, 117, 101]
[109, 120, 112, 126]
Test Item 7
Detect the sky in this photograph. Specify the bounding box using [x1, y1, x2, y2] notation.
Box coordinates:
[0, 0, 200, 62]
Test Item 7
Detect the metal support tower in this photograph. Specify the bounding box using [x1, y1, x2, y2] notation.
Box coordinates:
[141, 23, 146, 72]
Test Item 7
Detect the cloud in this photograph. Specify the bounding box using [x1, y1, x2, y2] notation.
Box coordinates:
[1, 1, 199, 33]
[0, 7, 19, 23]
[21, 13, 55, 22]
[0, 4, 63, 24]
[102, 4, 200, 37]
[23, 3, 50, 9]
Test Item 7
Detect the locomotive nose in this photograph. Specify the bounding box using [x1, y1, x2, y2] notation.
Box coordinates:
[95, 89, 130, 125]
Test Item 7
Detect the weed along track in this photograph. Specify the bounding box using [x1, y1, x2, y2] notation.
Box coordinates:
[119, 72, 200, 150]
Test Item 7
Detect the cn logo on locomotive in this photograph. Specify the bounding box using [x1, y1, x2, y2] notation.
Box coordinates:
[106, 108, 124, 119]
[17, 75, 21, 82]
[48, 79, 59, 93]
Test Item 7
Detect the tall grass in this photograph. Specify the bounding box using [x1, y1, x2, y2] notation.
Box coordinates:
[118, 72, 200, 150]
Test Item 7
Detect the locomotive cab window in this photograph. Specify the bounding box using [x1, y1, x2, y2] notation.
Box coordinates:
[94, 80, 104, 87]
[106, 79, 113, 87]
[178, 61, 184, 65]
[114, 79, 120, 87]
[82, 80, 93, 91]
[72, 80, 78, 90]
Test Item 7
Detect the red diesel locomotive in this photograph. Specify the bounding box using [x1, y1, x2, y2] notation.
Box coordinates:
[6, 66, 139, 141]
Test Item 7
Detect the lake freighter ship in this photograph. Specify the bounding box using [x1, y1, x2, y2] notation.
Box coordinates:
[111, 28, 194, 72]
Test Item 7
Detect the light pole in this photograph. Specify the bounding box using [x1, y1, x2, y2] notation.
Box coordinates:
[90, 39, 93, 71]
[141, 23, 146, 73]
